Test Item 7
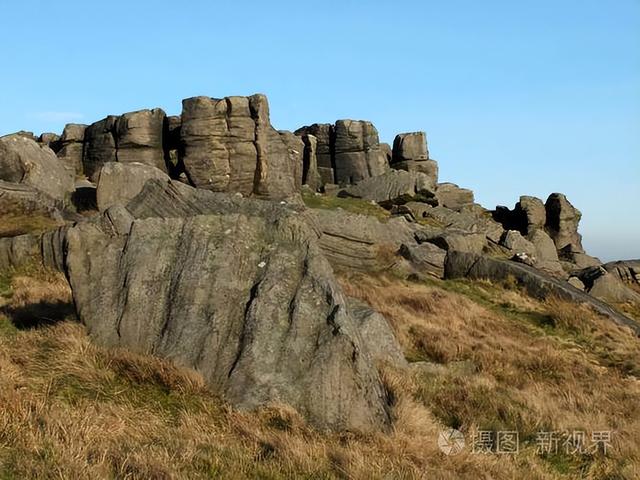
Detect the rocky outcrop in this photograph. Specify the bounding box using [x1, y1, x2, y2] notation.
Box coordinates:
[64, 206, 398, 432]
[0, 134, 74, 203]
[56, 124, 87, 176]
[333, 120, 387, 184]
[96, 162, 170, 211]
[180, 94, 298, 199]
[338, 169, 435, 204]
[83, 109, 169, 182]
[295, 120, 388, 187]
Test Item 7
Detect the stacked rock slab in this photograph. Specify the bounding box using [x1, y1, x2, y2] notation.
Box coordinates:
[180, 94, 298, 200]
[391, 132, 438, 185]
[56, 124, 87, 176]
[114, 109, 167, 172]
[295, 120, 389, 187]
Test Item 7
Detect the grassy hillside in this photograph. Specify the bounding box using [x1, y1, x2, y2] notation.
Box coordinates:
[0, 265, 638, 479]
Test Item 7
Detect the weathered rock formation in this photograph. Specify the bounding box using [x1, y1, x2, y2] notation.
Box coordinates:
[180, 95, 298, 200]
[544, 193, 583, 253]
[295, 120, 388, 187]
[83, 109, 168, 181]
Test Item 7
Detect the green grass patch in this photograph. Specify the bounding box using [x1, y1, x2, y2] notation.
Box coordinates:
[302, 192, 390, 221]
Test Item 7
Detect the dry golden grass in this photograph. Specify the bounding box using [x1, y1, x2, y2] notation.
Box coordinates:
[0, 214, 64, 238]
[339, 273, 640, 479]
[0, 266, 639, 478]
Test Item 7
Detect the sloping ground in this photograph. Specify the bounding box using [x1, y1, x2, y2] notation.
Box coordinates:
[0, 265, 638, 479]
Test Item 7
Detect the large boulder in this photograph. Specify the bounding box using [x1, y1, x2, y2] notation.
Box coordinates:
[339, 169, 435, 204]
[0, 133, 74, 202]
[96, 162, 170, 211]
[114, 109, 167, 172]
[180, 94, 298, 199]
[500, 230, 536, 255]
[64, 206, 398, 432]
[434, 183, 474, 210]
[392, 131, 428, 162]
[545, 193, 583, 253]
[56, 124, 87, 176]
[399, 242, 446, 278]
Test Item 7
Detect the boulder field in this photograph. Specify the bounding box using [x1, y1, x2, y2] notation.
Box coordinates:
[1, 92, 639, 430]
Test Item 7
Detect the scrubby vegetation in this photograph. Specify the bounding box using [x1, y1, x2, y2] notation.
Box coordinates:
[0, 266, 638, 479]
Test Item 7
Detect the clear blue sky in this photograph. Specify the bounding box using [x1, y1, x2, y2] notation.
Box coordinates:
[1, 0, 638, 261]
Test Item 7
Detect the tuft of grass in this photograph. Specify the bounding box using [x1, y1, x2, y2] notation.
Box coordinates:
[302, 192, 390, 221]
[0, 215, 63, 238]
